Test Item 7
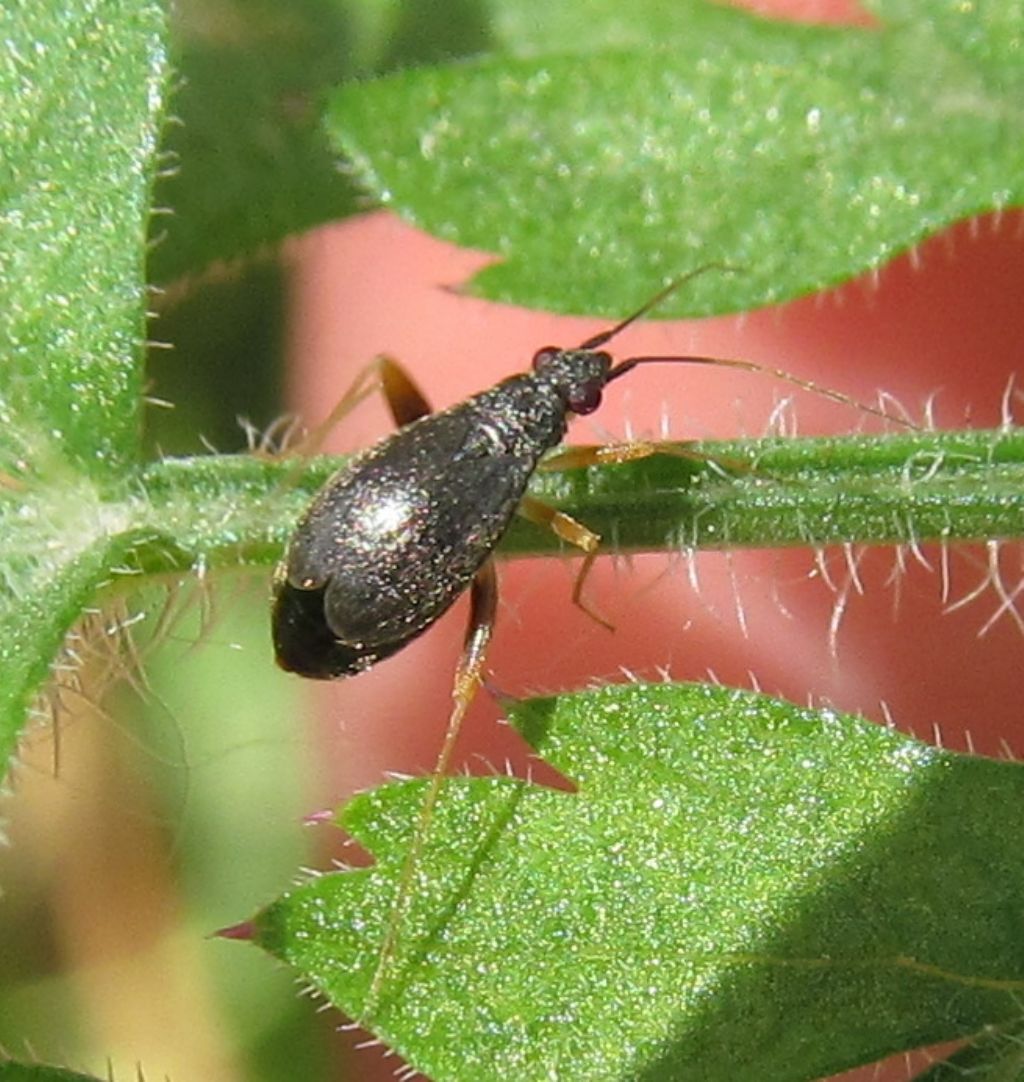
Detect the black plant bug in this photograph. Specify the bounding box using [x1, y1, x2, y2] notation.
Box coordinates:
[271, 266, 909, 1014]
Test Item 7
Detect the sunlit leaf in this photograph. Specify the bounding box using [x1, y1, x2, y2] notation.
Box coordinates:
[254, 683, 1024, 1080]
[329, 0, 1023, 316]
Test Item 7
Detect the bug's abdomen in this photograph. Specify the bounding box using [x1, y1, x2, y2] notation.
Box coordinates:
[318, 454, 529, 643]
[272, 399, 553, 679]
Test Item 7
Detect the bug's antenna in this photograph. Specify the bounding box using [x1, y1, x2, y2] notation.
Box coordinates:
[607, 353, 920, 430]
[577, 263, 743, 351]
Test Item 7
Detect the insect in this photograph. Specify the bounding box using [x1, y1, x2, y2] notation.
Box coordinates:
[271, 266, 869, 680]
[271, 268, 904, 1014]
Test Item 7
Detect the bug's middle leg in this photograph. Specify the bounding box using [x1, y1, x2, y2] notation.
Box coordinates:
[521, 441, 752, 630]
[517, 494, 612, 631]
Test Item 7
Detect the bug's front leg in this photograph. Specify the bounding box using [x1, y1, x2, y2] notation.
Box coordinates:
[540, 438, 753, 475]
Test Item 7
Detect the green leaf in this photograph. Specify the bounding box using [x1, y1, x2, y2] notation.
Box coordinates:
[0, 0, 168, 476]
[0, 0, 168, 770]
[150, 0, 496, 282]
[327, 0, 1023, 316]
[251, 682, 1024, 1081]
[0, 1065, 104, 1082]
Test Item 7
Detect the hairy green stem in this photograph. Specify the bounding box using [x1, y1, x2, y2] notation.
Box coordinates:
[129, 428, 1024, 579]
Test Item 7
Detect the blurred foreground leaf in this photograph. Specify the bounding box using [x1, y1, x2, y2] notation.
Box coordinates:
[151, 0, 496, 281]
[150, 0, 358, 282]
[0, 1062, 104, 1082]
[0, 0, 167, 473]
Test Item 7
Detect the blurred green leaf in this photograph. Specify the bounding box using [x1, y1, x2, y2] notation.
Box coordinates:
[150, 0, 359, 283]
[0, 1062, 104, 1082]
[145, 263, 287, 457]
[328, 0, 1023, 316]
[0, 0, 167, 475]
[865, 0, 1024, 82]
[253, 682, 1024, 1080]
[150, 0, 495, 282]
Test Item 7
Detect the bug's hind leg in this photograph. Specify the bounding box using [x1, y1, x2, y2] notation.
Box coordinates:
[285, 354, 432, 460]
[517, 494, 611, 631]
[375, 355, 433, 428]
[366, 559, 499, 1018]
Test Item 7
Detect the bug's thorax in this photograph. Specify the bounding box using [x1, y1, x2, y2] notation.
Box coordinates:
[463, 346, 613, 458]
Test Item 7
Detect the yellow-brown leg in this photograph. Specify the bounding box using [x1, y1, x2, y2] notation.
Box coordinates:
[365, 559, 499, 1017]
[539, 439, 751, 475]
[287, 354, 432, 460]
[518, 494, 612, 630]
[521, 442, 754, 631]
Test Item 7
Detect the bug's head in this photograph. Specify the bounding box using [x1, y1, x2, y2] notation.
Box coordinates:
[531, 346, 613, 416]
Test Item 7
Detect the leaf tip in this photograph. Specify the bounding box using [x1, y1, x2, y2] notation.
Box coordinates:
[212, 919, 257, 942]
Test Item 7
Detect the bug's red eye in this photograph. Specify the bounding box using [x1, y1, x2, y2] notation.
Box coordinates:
[532, 347, 560, 371]
[568, 383, 602, 415]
